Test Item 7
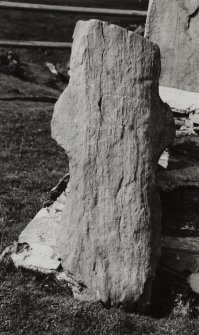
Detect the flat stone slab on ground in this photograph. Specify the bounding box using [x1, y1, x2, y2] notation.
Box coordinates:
[159, 86, 199, 115]
[11, 190, 68, 273]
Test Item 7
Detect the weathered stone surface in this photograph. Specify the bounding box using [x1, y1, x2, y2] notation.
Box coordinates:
[52, 19, 175, 309]
[159, 87, 199, 115]
[11, 243, 61, 273]
[11, 189, 69, 273]
[145, 0, 199, 93]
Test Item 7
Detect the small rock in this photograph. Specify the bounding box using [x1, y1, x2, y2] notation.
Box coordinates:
[188, 274, 199, 294]
[190, 113, 199, 126]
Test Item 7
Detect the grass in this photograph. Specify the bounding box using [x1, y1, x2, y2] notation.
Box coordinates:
[0, 97, 68, 252]
[1, 263, 199, 335]
[0, 75, 199, 334]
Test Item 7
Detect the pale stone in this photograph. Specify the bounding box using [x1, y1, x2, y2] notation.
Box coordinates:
[52, 20, 175, 309]
[145, 0, 199, 93]
[19, 217, 59, 249]
[11, 191, 68, 273]
[159, 86, 199, 136]
[159, 86, 199, 115]
[158, 149, 169, 169]
[34, 207, 51, 220]
[11, 243, 60, 272]
[189, 274, 199, 294]
[190, 114, 199, 126]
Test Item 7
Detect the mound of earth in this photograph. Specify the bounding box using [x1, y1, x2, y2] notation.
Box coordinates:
[0, 51, 68, 92]
[0, 72, 60, 98]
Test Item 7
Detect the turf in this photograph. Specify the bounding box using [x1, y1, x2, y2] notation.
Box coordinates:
[1, 263, 199, 335]
[0, 94, 68, 252]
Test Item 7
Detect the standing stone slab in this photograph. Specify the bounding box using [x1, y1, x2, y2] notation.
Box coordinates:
[145, 0, 199, 93]
[52, 20, 175, 309]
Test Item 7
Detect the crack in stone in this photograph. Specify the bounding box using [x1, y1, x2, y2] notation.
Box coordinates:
[188, 6, 199, 29]
[98, 96, 102, 112]
[115, 176, 124, 197]
[96, 22, 105, 153]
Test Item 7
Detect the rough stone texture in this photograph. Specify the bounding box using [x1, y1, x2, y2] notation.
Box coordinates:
[145, 0, 199, 93]
[159, 87, 199, 115]
[11, 243, 60, 272]
[11, 189, 69, 273]
[52, 19, 175, 309]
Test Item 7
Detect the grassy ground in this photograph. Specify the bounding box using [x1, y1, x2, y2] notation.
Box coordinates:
[0, 95, 67, 251]
[1, 262, 199, 335]
[0, 73, 199, 334]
